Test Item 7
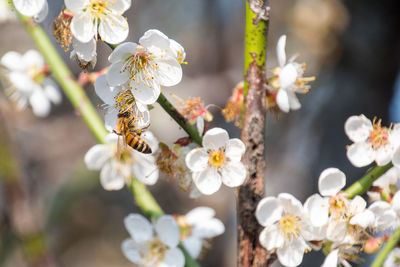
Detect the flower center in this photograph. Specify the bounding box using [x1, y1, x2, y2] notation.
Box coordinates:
[114, 89, 136, 113]
[278, 214, 301, 240]
[208, 149, 226, 168]
[176, 216, 193, 240]
[27, 65, 47, 84]
[368, 118, 390, 150]
[329, 195, 348, 217]
[88, 0, 109, 18]
[147, 238, 167, 262]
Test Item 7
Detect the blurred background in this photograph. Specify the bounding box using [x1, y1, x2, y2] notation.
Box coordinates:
[1, 0, 400, 266]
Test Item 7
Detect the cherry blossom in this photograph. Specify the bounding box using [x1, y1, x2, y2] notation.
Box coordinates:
[13, 0, 48, 22]
[185, 127, 246, 195]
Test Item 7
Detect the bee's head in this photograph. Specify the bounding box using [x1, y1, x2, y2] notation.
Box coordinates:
[118, 111, 131, 118]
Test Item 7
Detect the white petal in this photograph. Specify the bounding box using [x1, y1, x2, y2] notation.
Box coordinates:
[278, 193, 303, 216]
[182, 236, 202, 259]
[106, 61, 130, 86]
[318, 168, 346, 196]
[192, 168, 222, 195]
[259, 225, 285, 250]
[121, 238, 143, 264]
[393, 147, 400, 169]
[108, 42, 137, 63]
[1, 51, 23, 71]
[392, 191, 400, 213]
[43, 78, 61, 104]
[255, 197, 283, 226]
[100, 161, 126, 190]
[304, 194, 329, 227]
[276, 239, 306, 267]
[105, 108, 119, 131]
[131, 81, 160, 105]
[155, 215, 180, 248]
[169, 39, 186, 63]
[276, 89, 290, 113]
[185, 148, 209, 172]
[196, 116, 204, 135]
[29, 89, 50, 117]
[109, 0, 131, 13]
[347, 142, 375, 167]
[124, 213, 153, 243]
[10, 72, 35, 92]
[33, 0, 48, 23]
[22, 50, 44, 69]
[279, 63, 298, 89]
[350, 210, 375, 228]
[344, 115, 373, 143]
[220, 162, 246, 187]
[72, 38, 97, 62]
[94, 74, 121, 105]
[192, 218, 225, 239]
[390, 125, 400, 148]
[327, 221, 347, 242]
[132, 154, 159, 185]
[276, 35, 287, 67]
[155, 57, 182, 87]
[64, 0, 89, 13]
[185, 207, 215, 225]
[98, 14, 129, 44]
[160, 248, 185, 267]
[375, 146, 394, 166]
[84, 144, 112, 170]
[225, 138, 245, 162]
[202, 127, 229, 150]
[70, 13, 97, 43]
[139, 29, 170, 52]
[13, 0, 45, 17]
[141, 131, 158, 151]
[321, 249, 339, 267]
[287, 90, 301, 110]
[349, 195, 367, 214]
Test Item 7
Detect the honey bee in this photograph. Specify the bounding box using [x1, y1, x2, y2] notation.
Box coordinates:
[114, 111, 152, 154]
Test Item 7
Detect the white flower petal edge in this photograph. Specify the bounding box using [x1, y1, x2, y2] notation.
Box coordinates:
[155, 215, 180, 248]
[13, 0, 45, 17]
[124, 213, 153, 243]
[318, 168, 346, 197]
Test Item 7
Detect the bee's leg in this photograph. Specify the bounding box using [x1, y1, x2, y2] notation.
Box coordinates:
[112, 130, 122, 136]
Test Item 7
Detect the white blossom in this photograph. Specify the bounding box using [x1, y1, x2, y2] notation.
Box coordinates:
[177, 207, 225, 259]
[345, 115, 400, 167]
[106, 29, 184, 105]
[70, 38, 97, 69]
[367, 167, 400, 202]
[384, 247, 400, 267]
[185, 127, 246, 195]
[13, 0, 47, 22]
[256, 193, 312, 267]
[65, 0, 131, 44]
[122, 214, 185, 267]
[0, 50, 61, 117]
[84, 133, 159, 190]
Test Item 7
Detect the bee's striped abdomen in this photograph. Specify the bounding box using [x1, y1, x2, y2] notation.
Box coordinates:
[126, 133, 152, 154]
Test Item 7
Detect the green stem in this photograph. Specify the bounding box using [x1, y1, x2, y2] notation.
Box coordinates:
[17, 13, 199, 267]
[345, 163, 393, 198]
[371, 227, 400, 267]
[157, 93, 202, 146]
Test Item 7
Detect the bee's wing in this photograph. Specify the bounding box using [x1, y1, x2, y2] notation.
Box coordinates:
[116, 132, 128, 158]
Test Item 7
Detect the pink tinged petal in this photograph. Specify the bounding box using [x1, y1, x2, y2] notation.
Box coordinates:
[1, 51, 23, 71]
[70, 12, 97, 43]
[321, 249, 339, 267]
[255, 197, 283, 226]
[106, 61, 130, 86]
[99, 161, 126, 190]
[393, 147, 400, 169]
[84, 144, 112, 170]
[109, 0, 132, 13]
[392, 191, 400, 213]
[350, 210, 375, 228]
[192, 218, 225, 239]
[276, 35, 287, 67]
[185, 148, 209, 172]
[304, 194, 329, 227]
[161, 248, 185, 267]
[130, 81, 160, 105]
[375, 146, 394, 166]
[29, 89, 50, 117]
[276, 89, 290, 113]
[182, 236, 202, 259]
[259, 225, 285, 250]
[347, 142, 375, 167]
[276, 239, 306, 267]
[192, 168, 222, 195]
[108, 42, 137, 63]
[156, 215, 180, 248]
[13, 0, 45, 17]
[155, 57, 182, 87]
[43, 78, 61, 104]
[139, 29, 171, 52]
[94, 74, 121, 105]
[33, 0, 48, 23]
[225, 138, 245, 162]
[318, 168, 346, 196]
[22, 50, 45, 69]
[220, 162, 246, 187]
[279, 63, 298, 89]
[132, 154, 159, 185]
[64, 0, 89, 13]
[344, 115, 373, 143]
[98, 14, 129, 44]
[278, 193, 303, 216]
[202, 127, 229, 150]
[124, 213, 153, 243]
[185, 207, 215, 225]
[121, 238, 143, 264]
